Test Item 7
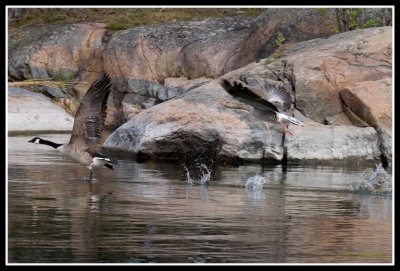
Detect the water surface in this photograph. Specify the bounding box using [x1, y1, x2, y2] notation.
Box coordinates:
[7, 134, 393, 264]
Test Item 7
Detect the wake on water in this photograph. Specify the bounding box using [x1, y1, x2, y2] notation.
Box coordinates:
[184, 161, 391, 196]
[185, 162, 211, 185]
[245, 173, 266, 191]
[243, 164, 392, 196]
[350, 163, 392, 195]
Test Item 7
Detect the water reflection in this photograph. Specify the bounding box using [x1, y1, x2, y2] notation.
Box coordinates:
[7, 134, 392, 264]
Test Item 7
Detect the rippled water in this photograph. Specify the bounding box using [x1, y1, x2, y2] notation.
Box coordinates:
[7, 134, 393, 264]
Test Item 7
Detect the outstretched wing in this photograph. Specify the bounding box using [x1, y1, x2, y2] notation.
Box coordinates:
[221, 78, 279, 112]
[263, 83, 292, 112]
[69, 74, 112, 147]
[222, 78, 292, 112]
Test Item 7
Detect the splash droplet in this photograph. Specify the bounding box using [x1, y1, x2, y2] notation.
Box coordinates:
[350, 164, 392, 195]
[245, 173, 266, 191]
[185, 163, 211, 185]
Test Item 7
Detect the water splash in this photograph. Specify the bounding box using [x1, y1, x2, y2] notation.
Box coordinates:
[245, 173, 266, 191]
[185, 163, 211, 185]
[350, 163, 392, 195]
[185, 168, 196, 185]
[245, 173, 267, 201]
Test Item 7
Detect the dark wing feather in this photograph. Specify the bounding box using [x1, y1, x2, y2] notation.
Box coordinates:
[221, 79, 279, 112]
[85, 147, 108, 159]
[251, 108, 278, 123]
[69, 74, 112, 147]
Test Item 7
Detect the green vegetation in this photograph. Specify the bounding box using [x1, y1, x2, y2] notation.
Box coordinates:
[347, 8, 362, 30]
[9, 8, 266, 30]
[57, 99, 73, 113]
[53, 73, 75, 82]
[362, 18, 380, 28]
[42, 12, 60, 24]
[51, 73, 76, 88]
[8, 78, 75, 89]
[107, 20, 129, 30]
[331, 26, 340, 33]
[165, 63, 186, 78]
[315, 8, 327, 15]
[264, 51, 283, 65]
[314, 8, 390, 33]
[275, 32, 285, 47]
[334, 8, 390, 32]
[192, 69, 209, 79]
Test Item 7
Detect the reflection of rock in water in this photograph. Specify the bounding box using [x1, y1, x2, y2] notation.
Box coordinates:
[351, 164, 392, 195]
[184, 161, 212, 185]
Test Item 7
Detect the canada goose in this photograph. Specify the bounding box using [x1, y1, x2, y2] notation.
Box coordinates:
[28, 74, 114, 180]
[220, 78, 304, 136]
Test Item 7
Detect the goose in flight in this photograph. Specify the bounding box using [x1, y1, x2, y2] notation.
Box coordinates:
[28, 74, 114, 180]
[220, 77, 304, 136]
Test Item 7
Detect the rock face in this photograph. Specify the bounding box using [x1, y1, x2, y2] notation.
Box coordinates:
[8, 9, 392, 165]
[283, 26, 392, 124]
[340, 78, 392, 162]
[103, 9, 337, 84]
[104, 26, 391, 164]
[285, 121, 380, 161]
[8, 87, 74, 133]
[8, 23, 107, 84]
[8, 22, 110, 106]
[8, 9, 339, 127]
[103, 17, 255, 82]
[244, 8, 338, 61]
[103, 81, 284, 162]
[101, 8, 338, 121]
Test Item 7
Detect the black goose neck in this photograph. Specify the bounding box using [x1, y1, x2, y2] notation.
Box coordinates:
[39, 138, 63, 149]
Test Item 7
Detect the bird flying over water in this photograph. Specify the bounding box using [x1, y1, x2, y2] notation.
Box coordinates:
[220, 77, 304, 136]
[28, 74, 115, 181]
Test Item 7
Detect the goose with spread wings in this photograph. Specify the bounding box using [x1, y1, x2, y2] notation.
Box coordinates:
[220, 78, 304, 136]
[28, 74, 115, 180]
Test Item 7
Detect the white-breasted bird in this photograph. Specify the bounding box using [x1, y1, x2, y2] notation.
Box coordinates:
[28, 74, 115, 180]
[220, 77, 304, 136]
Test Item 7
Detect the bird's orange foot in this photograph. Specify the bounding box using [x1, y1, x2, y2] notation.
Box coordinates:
[284, 128, 294, 136]
[280, 121, 294, 136]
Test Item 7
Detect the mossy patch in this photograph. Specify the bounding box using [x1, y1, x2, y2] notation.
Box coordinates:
[9, 8, 266, 30]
